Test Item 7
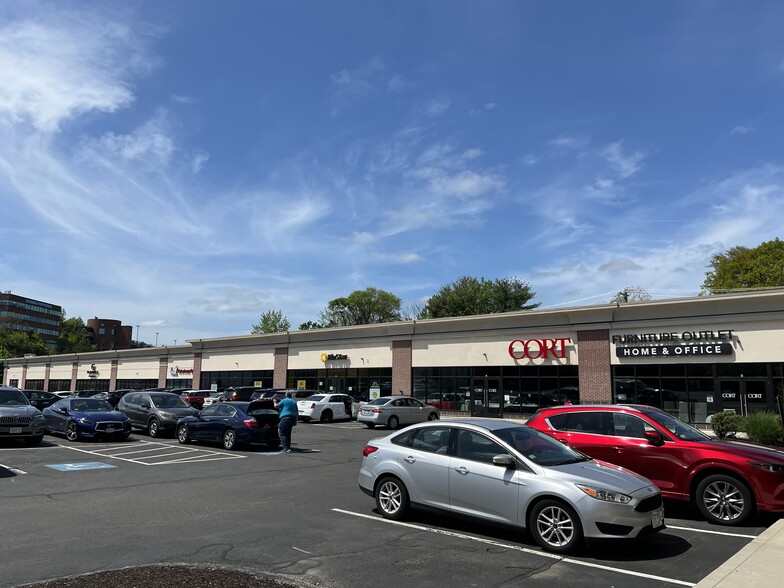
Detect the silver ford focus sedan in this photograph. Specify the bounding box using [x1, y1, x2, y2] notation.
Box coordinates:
[358, 418, 664, 553]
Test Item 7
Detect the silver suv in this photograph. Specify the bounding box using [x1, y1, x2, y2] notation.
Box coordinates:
[0, 386, 46, 445]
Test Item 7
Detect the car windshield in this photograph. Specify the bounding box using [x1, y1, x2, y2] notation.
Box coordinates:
[0, 389, 29, 405]
[149, 394, 191, 409]
[72, 399, 114, 412]
[641, 409, 711, 441]
[494, 426, 591, 467]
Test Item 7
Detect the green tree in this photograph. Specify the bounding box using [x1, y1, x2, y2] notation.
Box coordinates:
[701, 238, 784, 294]
[319, 287, 402, 327]
[57, 316, 97, 353]
[610, 287, 653, 304]
[421, 276, 539, 319]
[251, 310, 291, 334]
[0, 328, 50, 359]
[298, 320, 324, 330]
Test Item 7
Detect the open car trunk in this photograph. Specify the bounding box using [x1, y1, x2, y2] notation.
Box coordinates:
[247, 399, 280, 431]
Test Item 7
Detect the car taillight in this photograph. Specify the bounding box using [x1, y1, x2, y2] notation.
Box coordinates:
[371, 407, 383, 413]
[243, 419, 257, 428]
[310, 403, 316, 409]
[363, 445, 379, 457]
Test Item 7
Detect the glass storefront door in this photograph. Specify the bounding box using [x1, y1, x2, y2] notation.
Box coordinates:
[326, 377, 347, 394]
[717, 378, 771, 416]
[470, 377, 502, 417]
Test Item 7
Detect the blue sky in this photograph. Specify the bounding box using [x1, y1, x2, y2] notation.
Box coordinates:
[2, 1, 783, 346]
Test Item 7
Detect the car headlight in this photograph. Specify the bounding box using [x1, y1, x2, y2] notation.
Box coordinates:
[160, 412, 177, 420]
[77, 418, 94, 426]
[750, 462, 784, 473]
[576, 484, 632, 503]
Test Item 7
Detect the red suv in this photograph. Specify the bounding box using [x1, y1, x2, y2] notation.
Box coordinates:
[179, 390, 211, 409]
[526, 404, 784, 525]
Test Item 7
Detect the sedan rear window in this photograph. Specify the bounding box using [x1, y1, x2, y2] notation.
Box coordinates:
[307, 395, 325, 402]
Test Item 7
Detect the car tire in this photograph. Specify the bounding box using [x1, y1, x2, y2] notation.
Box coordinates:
[427, 412, 439, 421]
[147, 418, 160, 438]
[387, 415, 400, 430]
[320, 409, 333, 423]
[65, 421, 79, 442]
[25, 435, 43, 446]
[222, 429, 237, 450]
[529, 499, 584, 554]
[696, 474, 754, 525]
[177, 424, 190, 444]
[375, 476, 409, 521]
[364, 423, 375, 428]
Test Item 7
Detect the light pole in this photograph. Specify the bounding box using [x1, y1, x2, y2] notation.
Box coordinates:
[174, 339, 177, 346]
[135, 325, 140, 348]
[155, 332, 159, 346]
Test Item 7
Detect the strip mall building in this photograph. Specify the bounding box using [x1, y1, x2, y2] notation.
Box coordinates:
[4, 290, 783, 424]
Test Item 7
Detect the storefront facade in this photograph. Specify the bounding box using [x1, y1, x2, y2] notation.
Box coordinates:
[4, 290, 783, 424]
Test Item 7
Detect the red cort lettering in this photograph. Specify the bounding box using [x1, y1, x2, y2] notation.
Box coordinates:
[508, 338, 572, 360]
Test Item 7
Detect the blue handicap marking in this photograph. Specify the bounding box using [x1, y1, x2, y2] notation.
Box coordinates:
[46, 462, 117, 471]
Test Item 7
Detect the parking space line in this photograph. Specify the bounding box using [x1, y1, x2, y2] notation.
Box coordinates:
[53, 442, 247, 466]
[0, 463, 28, 475]
[332, 508, 696, 587]
[666, 525, 757, 539]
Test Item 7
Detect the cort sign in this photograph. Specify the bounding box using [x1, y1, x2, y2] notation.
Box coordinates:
[508, 338, 572, 361]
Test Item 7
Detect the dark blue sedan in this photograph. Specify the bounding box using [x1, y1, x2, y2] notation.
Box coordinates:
[43, 398, 132, 441]
[176, 400, 280, 450]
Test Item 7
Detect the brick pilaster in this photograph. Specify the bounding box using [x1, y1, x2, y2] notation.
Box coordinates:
[576, 329, 612, 404]
[392, 340, 412, 396]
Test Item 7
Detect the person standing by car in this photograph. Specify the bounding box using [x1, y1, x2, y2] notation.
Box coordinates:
[275, 390, 297, 453]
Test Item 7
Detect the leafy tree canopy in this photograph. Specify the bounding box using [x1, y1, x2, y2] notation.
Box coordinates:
[0, 329, 50, 359]
[251, 309, 291, 334]
[57, 316, 97, 353]
[319, 287, 402, 327]
[421, 276, 539, 319]
[298, 320, 324, 330]
[610, 287, 653, 304]
[701, 238, 784, 294]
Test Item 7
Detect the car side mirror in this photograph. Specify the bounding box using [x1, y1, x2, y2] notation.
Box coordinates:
[492, 454, 516, 469]
[644, 430, 664, 446]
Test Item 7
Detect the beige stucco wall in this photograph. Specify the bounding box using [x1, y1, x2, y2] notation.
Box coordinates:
[413, 330, 578, 367]
[287, 340, 393, 370]
[199, 347, 276, 371]
[116, 357, 161, 379]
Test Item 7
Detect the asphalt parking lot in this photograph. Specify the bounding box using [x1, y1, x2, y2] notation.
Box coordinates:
[1, 420, 779, 588]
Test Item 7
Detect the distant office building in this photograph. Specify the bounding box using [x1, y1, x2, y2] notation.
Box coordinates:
[86, 318, 133, 351]
[0, 292, 62, 349]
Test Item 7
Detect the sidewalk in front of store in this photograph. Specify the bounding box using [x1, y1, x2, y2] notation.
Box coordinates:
[694, 517, 784, 587]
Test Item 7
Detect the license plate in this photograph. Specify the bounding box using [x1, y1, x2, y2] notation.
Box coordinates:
[10, 427, 22, 434]
[651, 510, 664, 528]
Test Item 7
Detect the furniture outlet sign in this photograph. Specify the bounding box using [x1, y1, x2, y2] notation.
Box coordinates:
[612, 329, 735, 358]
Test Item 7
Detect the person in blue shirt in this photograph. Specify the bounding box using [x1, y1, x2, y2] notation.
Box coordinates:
[275, 390, 298, 453]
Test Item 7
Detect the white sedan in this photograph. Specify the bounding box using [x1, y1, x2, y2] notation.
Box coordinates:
[297, 393, 359, 423]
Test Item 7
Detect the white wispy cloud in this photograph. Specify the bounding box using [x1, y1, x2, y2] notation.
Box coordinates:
[329, 57, 385, 115]
[602, 141, 646, 178]
[424, 96, 451, 117]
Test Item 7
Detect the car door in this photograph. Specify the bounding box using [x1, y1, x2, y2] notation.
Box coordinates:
[121, 394, 141, 426]
[210, 404, 237, 441]
[606, 412, 689, 495]
[448, 429, 521, 525]
[407, 398, 430, 424]
[546, 411, 618, 464]
[398, 426, 453, 510]
[188, 404, 218, 440]
[45, 400, 68, 433]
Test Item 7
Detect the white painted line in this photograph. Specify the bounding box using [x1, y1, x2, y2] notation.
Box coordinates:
[666, 525, 757, 539]
[292, 547, 312, 555]
[53, 441, 252, 466]
[0, 463, 28, 475]
[332, 508, 696, 587]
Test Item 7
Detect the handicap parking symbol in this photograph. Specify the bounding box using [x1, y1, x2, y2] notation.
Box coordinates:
[46, 462, 117, 472]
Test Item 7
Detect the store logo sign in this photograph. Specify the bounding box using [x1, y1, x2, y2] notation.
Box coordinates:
[321, 353, 348, 362]
[87, 363, 99, 378]
[170, 366, 194, 377]
[508, 338, 572, 361]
